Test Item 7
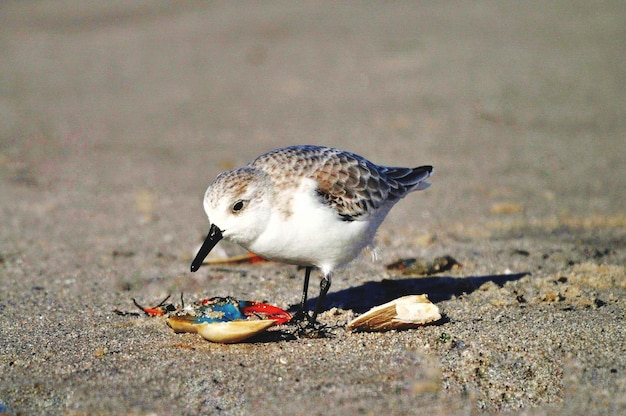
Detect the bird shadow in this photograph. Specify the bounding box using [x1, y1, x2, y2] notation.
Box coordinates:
[293, 272, 530, 314]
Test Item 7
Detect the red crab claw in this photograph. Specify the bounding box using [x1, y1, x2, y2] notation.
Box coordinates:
[247, 253, 267, 264]
[241, 302, 292, 325]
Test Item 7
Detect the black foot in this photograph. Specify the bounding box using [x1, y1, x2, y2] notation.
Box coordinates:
[295, 319, 332, 339]
[286, 312, 334, 338]
[290, 308, 310, 324]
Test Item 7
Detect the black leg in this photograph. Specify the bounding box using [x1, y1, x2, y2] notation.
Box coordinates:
[310, 272, 331, 324]
[294, 266, 312, 322]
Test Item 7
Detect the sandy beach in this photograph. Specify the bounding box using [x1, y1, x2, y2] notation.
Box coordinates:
[0, 2, 624, 414]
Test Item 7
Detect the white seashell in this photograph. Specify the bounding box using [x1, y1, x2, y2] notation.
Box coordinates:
[167, 317, 276, 343]
[347, 294, 441, 332]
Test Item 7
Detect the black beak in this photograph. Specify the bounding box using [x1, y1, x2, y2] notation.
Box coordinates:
[190, 223, 223, 272]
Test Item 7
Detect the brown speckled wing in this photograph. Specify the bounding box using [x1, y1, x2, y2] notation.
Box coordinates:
[250, 146, 432, 221]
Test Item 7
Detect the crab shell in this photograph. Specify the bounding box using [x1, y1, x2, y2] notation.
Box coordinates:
[167, 316, 277, 343]
[347, 294, 441, 332]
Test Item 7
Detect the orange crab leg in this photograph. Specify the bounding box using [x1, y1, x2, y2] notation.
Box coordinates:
[202, 252, 267, 265]
[132, 296, 172, 316]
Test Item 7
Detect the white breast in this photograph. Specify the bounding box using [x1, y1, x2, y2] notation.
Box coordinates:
[246, 177, 380, 271]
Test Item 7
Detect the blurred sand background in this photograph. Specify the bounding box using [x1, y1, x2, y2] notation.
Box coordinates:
[0, 1, 624, 414]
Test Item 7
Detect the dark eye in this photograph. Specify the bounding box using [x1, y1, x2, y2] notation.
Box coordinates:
[231, 200, 245, 213]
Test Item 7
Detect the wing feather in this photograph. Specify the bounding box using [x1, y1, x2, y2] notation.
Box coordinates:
[250, 146, 432, 221]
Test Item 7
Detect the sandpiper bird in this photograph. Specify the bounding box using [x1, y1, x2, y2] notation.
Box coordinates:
[191, 145, 433, 325]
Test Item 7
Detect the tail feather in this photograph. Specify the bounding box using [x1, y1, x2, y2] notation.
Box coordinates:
[383, 165, 433, 193]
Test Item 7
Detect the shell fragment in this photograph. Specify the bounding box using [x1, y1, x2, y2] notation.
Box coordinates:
[168, 316, 277, 343]
[347, 295, 441, 332]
